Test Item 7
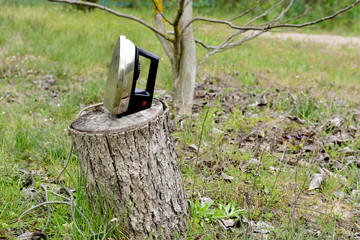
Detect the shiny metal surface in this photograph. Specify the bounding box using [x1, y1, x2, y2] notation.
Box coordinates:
[104, 36, 135, 115]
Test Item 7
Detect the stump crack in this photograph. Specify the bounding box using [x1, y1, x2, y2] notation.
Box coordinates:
[83, 135, 101, 193]
[104, 132, 123, 201]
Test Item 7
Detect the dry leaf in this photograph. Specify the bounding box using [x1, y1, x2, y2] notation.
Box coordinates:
[199, 196, 213, 207]
[17, 231, 46, 240]
[352, 109, 360, 122]
[188, 144, 199, 152]
[309, 173, 324, 191]
[220, 172, 234, 182]
[219, 219, 235, 229]
[287, 115, 306, 124]
[254, 221, 274, 234]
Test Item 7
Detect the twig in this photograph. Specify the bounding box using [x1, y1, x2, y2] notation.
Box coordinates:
[269, 0, 295, 26]
[229, 0, 261, 22]
[279, 7, 312, 25]
[197, 29, 266, 69]
[152, 0, 173, 26]
[244, 0, 285, 27]
[269, 0, 359, 29]
[195, 0, 289, 60]
[48, 0, 172, 42]
[184, 0, 284, 32]
[184, 0, 360, 32]
[194, 38, 217, 50]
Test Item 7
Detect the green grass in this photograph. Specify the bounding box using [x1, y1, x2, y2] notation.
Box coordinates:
[1, 1, 360, 239]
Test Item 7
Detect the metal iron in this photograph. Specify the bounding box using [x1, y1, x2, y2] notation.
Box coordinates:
[104, 35, 159, 116]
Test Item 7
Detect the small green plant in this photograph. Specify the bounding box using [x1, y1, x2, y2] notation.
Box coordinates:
[291, 93, 319, 121]
[212, 202, 244, 220]
[189, 199, 244, 228]
[189, 199, 215, 227]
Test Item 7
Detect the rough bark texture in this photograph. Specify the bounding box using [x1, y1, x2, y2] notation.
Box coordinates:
[173, 0, 196, 115]
[68, 100, 188, 239]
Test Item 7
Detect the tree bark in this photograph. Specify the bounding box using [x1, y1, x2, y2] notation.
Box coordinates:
[68, 100, 188, 239]
[173, 0, 196, 115]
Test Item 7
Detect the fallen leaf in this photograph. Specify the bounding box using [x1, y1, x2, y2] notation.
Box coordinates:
[220, 172, 234, 182]
[219, 219, 235, 230]
[352, 109, 360, 122]
[287, 115, 306, 124]
[211, 128, 226, 135]
[303, 144, 318, 153]
[245, 130, 265, 141]
[17, 231, 46, 240]
[193, 234, 205, 240]
[254, 221, 274, 234]
[188, 144, 199, 152]
[308, 173, 324, 191]
[199, 196, 213, 207]
[325, 131, 350, 145]
[240, 158, 260, 172]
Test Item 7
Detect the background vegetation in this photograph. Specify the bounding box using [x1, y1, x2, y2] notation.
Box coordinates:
[1, 0, 360, 239]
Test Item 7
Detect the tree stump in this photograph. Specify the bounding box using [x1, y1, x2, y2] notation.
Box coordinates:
[68, 99, 188, 239]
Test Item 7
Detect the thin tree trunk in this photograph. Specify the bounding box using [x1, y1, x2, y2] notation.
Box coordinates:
[173, 0, 196, 115]
[68, 100, 189, 239]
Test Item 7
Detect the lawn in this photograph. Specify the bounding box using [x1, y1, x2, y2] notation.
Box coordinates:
[1, 1, 360, 239]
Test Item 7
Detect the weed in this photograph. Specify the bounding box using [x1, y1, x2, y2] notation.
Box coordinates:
[212, 202, 244, 220]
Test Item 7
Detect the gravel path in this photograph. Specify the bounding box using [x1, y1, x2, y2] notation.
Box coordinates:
[263, 32, 360, 47]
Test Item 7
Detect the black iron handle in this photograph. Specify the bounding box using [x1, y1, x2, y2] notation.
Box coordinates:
[137, 47, 159, 99]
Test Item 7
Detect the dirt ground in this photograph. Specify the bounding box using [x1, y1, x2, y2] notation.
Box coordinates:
[263, 32, 360, 48]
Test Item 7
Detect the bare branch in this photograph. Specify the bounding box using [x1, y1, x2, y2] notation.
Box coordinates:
[197, 30, 239, 69]
[266, 0, 295, 26]
[258, 6, 312, 27]
[229, 0, 261, 22]
[279, 7, 312, 25]
[221, 30, 267, 51]
[195, 38, 216, 49]
[244, 0, 285, 27]
[187, 0, 284, 31]
[152, 0, 173, 26]
[48, 0, 172, 41]
[185, 17, 260, 31]
[268, 0, 360, 29]
[185, 0, 360, 32]
[195, 0, 359, 65]
[197, 29, 266, 69]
